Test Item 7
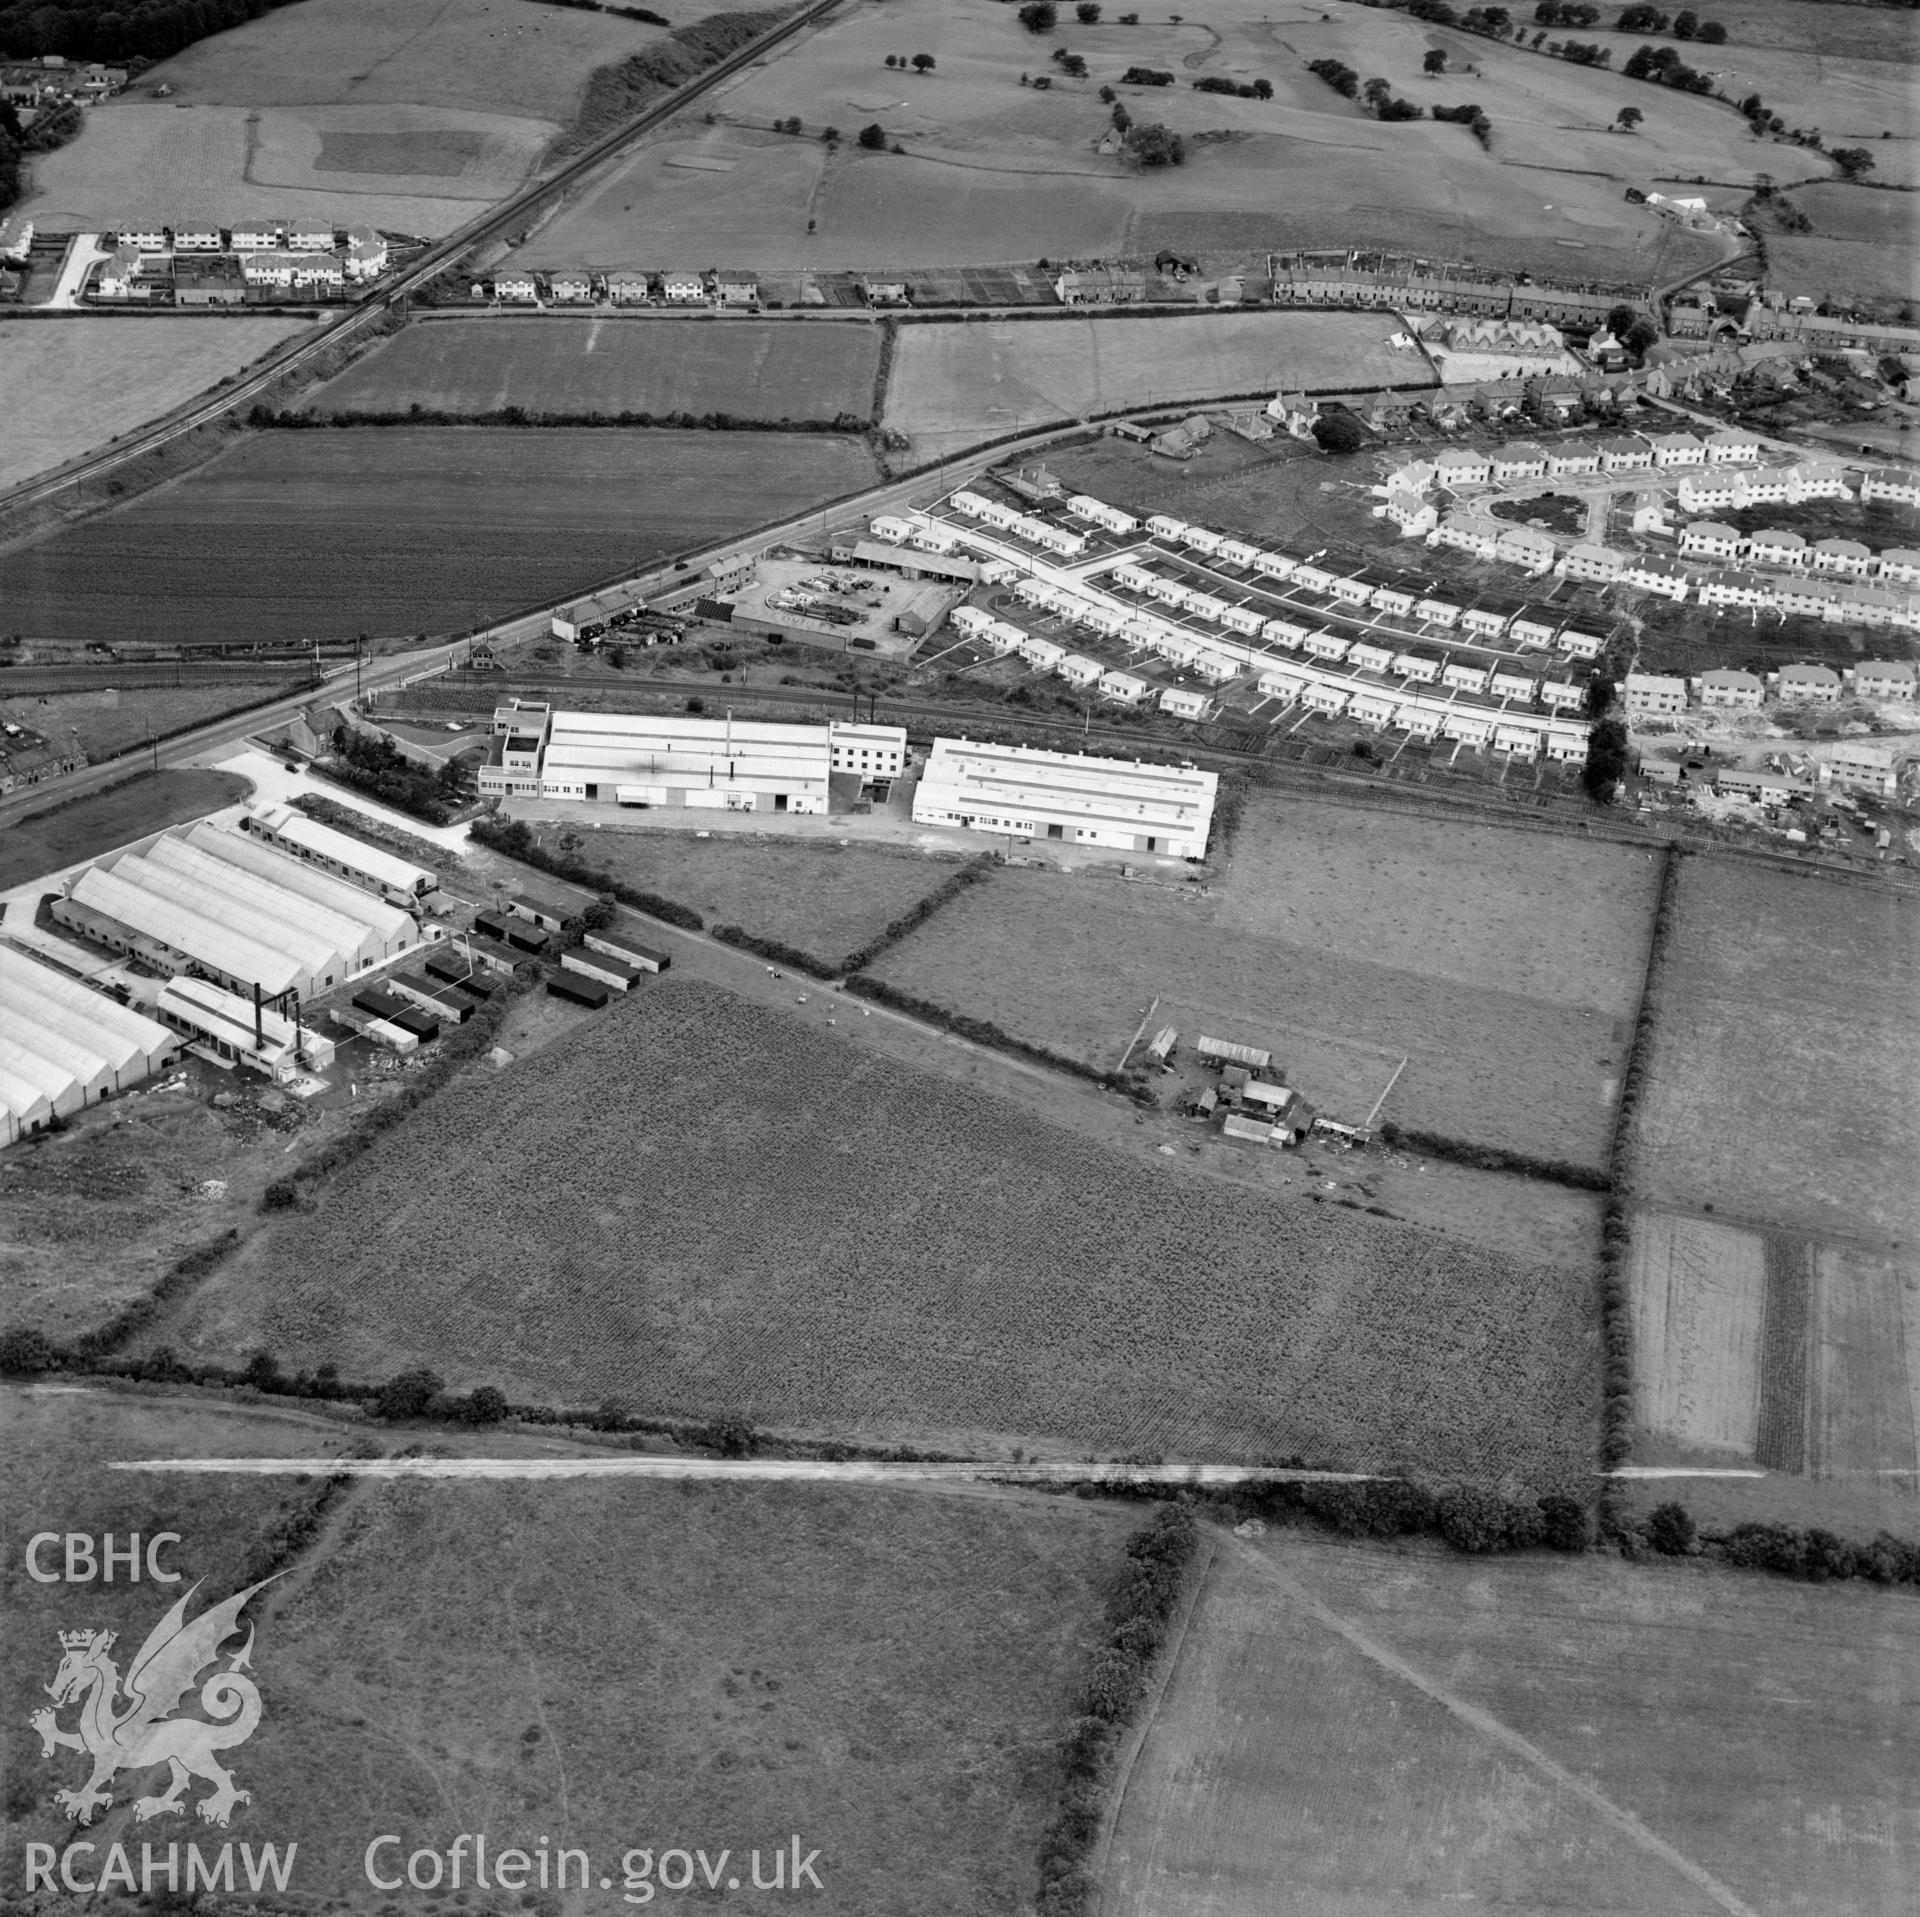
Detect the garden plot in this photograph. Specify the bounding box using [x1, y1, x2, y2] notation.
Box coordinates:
[165, 978, 1602, 1486]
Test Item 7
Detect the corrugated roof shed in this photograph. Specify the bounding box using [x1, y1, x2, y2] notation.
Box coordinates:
[66, 866, 305, 996]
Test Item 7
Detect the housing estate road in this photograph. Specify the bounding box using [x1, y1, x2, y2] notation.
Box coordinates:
[0, 0, 849, 515]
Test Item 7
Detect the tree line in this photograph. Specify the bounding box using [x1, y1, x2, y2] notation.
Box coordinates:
[0, 0, 300, 63]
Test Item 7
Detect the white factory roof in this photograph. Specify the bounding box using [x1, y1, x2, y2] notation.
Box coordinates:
[917, 738, 1218, 831]
[140, 835, 389, 966]
[0, 944, 171, 1081]
[112, 846, 347, 978]
[185, 823, 413, 943]
[541, 712, 834, 786]
[157, 975, 302, 1055]
[249, 803, 436, 896]
[66, 865, 306, 995]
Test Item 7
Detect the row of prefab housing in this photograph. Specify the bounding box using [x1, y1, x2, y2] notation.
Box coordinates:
[891, 492, 1594, 762]
[2, 805, 443, 1145]
[477, 269, 759, 307]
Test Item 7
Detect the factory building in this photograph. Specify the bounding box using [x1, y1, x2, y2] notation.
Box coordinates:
[913, 738, 1219, 857]
[152, 976, 334, 1081]
[238, 803, 438, 903]
[0, 945, 177, 1143]
[495, 709, 909, 814]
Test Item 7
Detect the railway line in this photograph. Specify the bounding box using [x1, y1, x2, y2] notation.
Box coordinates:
[0, 0, 846, 516]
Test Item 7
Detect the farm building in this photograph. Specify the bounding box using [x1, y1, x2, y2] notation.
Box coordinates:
[562, 949, 640, 992]
[1198, 1035, 1272, 1072]
[506, 895, 569, 934]
[547, 973, 610, 1009]
[238, 805, 437, 903]
[0, 945, 176, 1142]
[912, 739, 1218, 858]
[584, 929, 670, 973]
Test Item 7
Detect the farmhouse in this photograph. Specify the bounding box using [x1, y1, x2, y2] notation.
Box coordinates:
[1624, 672, 1689, 716]
[1856, 660, 1917, 701]
[1777, 663, 1843, 704]
[0, 945, 176, 1143]
[1698, 668, 1765, 708]
[912, 739, 1218, 857]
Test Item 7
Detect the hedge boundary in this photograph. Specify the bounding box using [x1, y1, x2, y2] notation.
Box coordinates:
[1034, 1505, 1201, 1916]
[843, 973, 1155, 1103]
[289, 792, 459, 871]
[254, 406, 873, 434]
[467, 817, 704, 929]
[1376, 1122, 1609, 1192]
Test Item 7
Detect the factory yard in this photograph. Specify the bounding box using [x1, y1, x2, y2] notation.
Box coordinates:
[152, 976, 1601, 1486]
[0, 429, 880, 647]
[301, 315, 884, 422]
[1108, 1527, 1920, 1917]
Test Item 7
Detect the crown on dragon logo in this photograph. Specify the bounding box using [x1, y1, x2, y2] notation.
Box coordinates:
[57, 1630, 100, 1649]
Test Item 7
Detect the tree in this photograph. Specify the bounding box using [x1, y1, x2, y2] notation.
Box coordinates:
[1831, 146, 1875, 179]
[1423, 46, 1447, 71]
[1624, 314, 1660, 357]
[1251, 76, 1273, 97]
[0, 1324, 59, 1377]
[1672, 5, 1696, 33]
[1606, 301, 1637, 338]
[911, 51, 935, 71]
[885, 52, 898, 64]
[1124, 121, 1185, 165]
[1582, 717, 1629, 798]
[1647, 1501, 1697, 1555]
[1537, 1494, 1593, 1552]
[460, 1385, 510, 1425]
[1615, 104, 1643, 130]
[821, 125, 841, 143]
[1077, 0, 1103, 17]
[374, 1367, 445, 1420]
[857, 121, 888, 149]
[1311, 410, 1366, 454]
[1695, 18, 1724, 40]
[1019, 0, 1058, 29]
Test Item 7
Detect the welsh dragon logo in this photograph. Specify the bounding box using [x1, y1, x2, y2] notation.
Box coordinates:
[28, 1574, 281, 1828]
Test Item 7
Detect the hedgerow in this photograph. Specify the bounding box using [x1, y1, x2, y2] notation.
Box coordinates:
[1375, 1122, 1610, 1191]
[253, 406, 872, 434]
[468, 817, 705, 930]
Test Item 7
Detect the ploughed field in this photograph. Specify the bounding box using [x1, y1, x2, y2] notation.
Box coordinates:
[868, 799, 1664, 1168]
[301, 317, 884, 422]
[0, 430, 878, 648]
[1108, 1526, 1920, 1916]
[2, 1392, 1123, 1916]
[168, 978, 1602, 1486]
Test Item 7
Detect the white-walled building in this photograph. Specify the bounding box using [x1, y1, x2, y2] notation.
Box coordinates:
[913, 739, 1218, 857]
[1777, 663, 1843, 704]
[1856, 660, 1917, 700]
[1698, 668, 1765, 708]
[1624, 672, 1689, 716]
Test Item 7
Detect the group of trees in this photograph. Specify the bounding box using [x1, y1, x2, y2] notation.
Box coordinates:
[0, 95, 86, 215]
[0, 0, 293, 63]
[324, 727, 462, 825]
[1622, 41, 1713, 89]
[1533, 0, 1600, 23]
[882, 51, 936, 70]
[1120, 62, 1174, 83]
[1305, 55, 1360, 95]
[1193, 71, 1274, 97]
[1125, 121, 1184, 164]
[1618, 3, 1726, 36]
[1430, 100, 1493, 145]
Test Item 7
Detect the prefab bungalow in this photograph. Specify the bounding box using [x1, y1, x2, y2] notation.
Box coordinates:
[1538, 675, 1586, 712]
[1442, 660, 1492, 695]
[1442, 709, 1497, 747]
[1349, 691, 1399, 728]
[1262, 618, 1310, 649]
[1392, 649, 1442, 683]
[1395, 703, 1441, 742]
[1490, 665, 1537, 702]
[1555, 625, 1606, 659]
[1145, 514, 1191, 541]
[1368, 582, 1417, 618]
[1160, 686, 1212, 720]
[1415, 596, 1462, 627]
[1303, 682, 1351, 715]
[1507, 608, 1557, 650]
[1058, 654, 1103, 688]
[1347, 641, 1395, 674]
[1303, 631, 1351, 663]
[1099, 670, 1151, 704]
[1018, 636, 1067, 671]
[1460, 606, 1510, 642]
[1543, 730, 1588, 765]
[1257, 669, 1310, 703]
[1493, 722, 1543, 758]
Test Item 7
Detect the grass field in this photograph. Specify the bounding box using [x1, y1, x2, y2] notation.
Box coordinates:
[552, 829, 974, 963]
[0, 1391, 1129, 1915]
[1636, 858, 1920, 1245]
[1108, 1526, 1920, 1916]
[883, 312, 1419, 461]
[869, 800, 1662, 1166]
[303, 316, 883, 421]
[0, 429, 878, 648]
[0, 768, 249, 891]
[160, 975, 1601, 1485]
[0, 320, 316, 493]
[0, 685, 286, 765]
[512, 0, 1760, 280]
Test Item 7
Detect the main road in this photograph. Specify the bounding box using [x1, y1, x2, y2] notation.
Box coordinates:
[0, 0, 847, 514]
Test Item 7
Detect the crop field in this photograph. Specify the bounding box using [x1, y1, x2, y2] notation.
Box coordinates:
[0, 768, 248, 891]
[883, 312, 1417, 462]
[0, 429, 878, 649]
[870, 804, 1662, 1165]
[1636, 858, 1920, 1245]
[513, 0, 1753, 280]
[164, 977, 1601, 1484]
[0, 319, 316, 493]
[20, 104, 539, 238]
[1758, 227, 1920, 308]
[561, 831, 974, 964]
[303, 316, 883, 421]
[1107, 1527, 1920, 1916]
[0, 1392, 1127, 1917]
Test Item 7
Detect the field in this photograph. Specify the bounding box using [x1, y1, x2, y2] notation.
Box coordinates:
[1757, 225, 1920, 309]
[0, 767, 248, 891]
[1107, 1526, 1920, 1916]
[302, 316, 884, 421]
[0, 684, 287, 765]
[156, 975, 1602, 1485]
[511, 0, 1756, 281]
[869, 798, 1663, 1166]
[0, 319, 317, 494]
[0, 1390, 1129, 1915]
[882, 312, 1418, 462]
[552, 830, 976, 963]
[1636, 858, 1920, 1246]
[0, 429, 879, 648]
[23, 0, 672, 235]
